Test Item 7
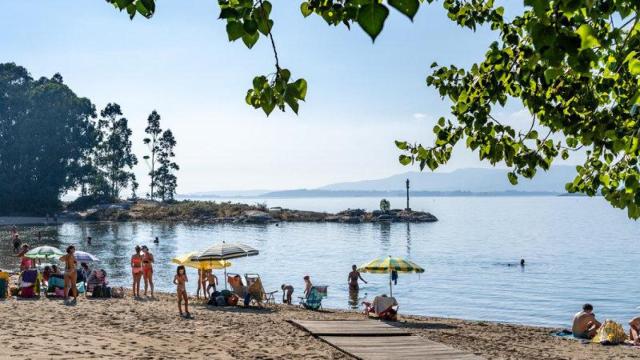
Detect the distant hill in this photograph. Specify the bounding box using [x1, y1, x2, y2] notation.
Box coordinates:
[179, 166, 578, 198]
[319, 166, 577, 193]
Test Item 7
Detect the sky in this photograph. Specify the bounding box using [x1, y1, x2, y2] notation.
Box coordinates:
[0, 1, 569, 194]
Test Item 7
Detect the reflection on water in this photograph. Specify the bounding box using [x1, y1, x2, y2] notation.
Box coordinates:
[2, 196, 640, 328]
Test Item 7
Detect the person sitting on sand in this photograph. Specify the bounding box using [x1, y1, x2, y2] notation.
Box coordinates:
[173, 265, 191, 319]
[572, 303, 601, 339]
[141, 245, 155, 297]
[131, 246, 143, 298]
[303, 275, 312, 298]
[348, 264, 367, 291]
[59, 245, 78, 304]
[51, 264, 60, 275]
[629, 316, 640, 344]
[206, 271, 218, 298]
[16, 244, 32, 271]
[281, 284, 294, 304]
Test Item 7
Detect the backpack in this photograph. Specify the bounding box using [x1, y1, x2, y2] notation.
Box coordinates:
[593, 320, 627, 345]
[92, 285, 111, 298]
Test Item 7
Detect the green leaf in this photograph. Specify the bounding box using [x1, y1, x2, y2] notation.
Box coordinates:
[576, 24, 600, 50]
[241, 31, 259, 49]
[115, 0, 134, 9]
[629, 58, 640, 76]
[300, 2, 313, 17]
[226, 22, 245, 41]
[284, 95, 300, 114]
[543, 67, 563, 83]
[357, 3, 389, 42]
[388, 0, 419, 20]
[257, 18, 274, 35]
[243, 19, 258, 35]
[292, 79, 307, 100]
[507, 172, 518, 185]
[399, 155, 412, 166]
[395, 140, 408, 150]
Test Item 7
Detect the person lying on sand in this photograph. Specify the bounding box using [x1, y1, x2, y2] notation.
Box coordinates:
[572, 303, 601, 339]
[629, 316, 640, 344]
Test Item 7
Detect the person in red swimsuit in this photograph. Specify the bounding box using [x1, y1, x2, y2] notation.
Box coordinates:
[131, 246, 143, 298]
[141, 245, 155, 298]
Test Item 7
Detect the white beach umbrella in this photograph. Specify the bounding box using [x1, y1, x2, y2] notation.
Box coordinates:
[74, 251, 99, 262]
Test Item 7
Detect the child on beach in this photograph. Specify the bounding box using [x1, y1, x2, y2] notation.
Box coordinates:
[206, 270, 218, 298]
[173, 266, 191, 319]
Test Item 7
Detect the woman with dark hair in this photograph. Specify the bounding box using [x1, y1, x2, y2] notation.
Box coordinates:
[131, 246, 143, 298]
[16, 244, 32, 271]
[141, 245, 155, 298]
[173, 265, 191, 318]
[59, 245, 78, 304]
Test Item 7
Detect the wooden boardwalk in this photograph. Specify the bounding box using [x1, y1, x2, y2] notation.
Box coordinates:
[289, 320, 483, 360]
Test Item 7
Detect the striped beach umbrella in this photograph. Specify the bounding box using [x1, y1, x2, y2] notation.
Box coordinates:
[25, 246, 65, 260]
[358, 256, 424, 297]
[192, 242, 259, 289]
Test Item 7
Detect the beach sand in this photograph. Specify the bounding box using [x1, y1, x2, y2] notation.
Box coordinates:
[0, 292, 639, 359]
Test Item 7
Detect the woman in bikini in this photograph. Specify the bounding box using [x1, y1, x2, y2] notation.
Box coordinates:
[173, 265, 191, 318]
[16, 244, 32, 271]
[141, 245, 155, 297]
[59, 245, 78, 304]
[131, 246, 143, 298]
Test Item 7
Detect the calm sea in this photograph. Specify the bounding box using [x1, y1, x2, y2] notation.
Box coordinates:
[2, 196, 639, 328]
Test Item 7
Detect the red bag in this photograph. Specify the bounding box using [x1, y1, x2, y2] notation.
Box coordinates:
[20, 287, 35, 298]
[227, 294, 239, 306]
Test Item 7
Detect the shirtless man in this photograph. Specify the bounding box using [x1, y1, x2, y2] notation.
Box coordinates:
[629, 316, 640, 344]
[572, 303, 601, 339]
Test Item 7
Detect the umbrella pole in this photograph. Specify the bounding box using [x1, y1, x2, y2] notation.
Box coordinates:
[224, 266, 228, 290]
[389, 270, 393, 297]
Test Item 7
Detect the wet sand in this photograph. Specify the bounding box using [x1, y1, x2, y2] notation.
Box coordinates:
[0, 291, 639, 359]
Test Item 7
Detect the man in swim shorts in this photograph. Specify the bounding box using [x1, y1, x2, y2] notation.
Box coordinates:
[572, 303, 601, 339]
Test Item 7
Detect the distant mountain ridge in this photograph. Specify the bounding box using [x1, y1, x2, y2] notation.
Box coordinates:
[179, 166, 578, 198]
[319, 166, 576, 193]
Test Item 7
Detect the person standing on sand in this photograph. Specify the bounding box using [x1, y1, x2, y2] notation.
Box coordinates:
[131, 246, 143, 298]
[196, 269, 203, 299]
[59, 245, 78, 304]
[281, 284, 294, 304]
[205, 270, 218, 298]
[572, 303, 601, 339]
[141, 245, 155, 297]
[174, 265, 191, 318]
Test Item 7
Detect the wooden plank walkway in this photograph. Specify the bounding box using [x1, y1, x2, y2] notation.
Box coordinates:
[320, 336, 483, 360]
[289, 320, 483, 360]
[290, 320, 410, 336]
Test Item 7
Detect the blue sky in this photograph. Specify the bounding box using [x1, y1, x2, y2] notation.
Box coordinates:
[0, 1, 545, 193]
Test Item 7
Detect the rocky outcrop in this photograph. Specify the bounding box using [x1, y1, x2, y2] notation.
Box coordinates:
[68, 201, 437, 224]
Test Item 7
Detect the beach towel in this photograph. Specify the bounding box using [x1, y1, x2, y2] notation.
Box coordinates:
[22, 270, 37, 284]
[372, 296, 398, 315]
[48, 276, 65, 290]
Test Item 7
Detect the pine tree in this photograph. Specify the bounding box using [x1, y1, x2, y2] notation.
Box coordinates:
[143, 110, 162, 200]
[94, 103, 138, 199]
[155, 129, 179, 202]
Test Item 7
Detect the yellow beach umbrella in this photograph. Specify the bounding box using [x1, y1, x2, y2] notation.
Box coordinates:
[171, 252, 231, 270]
[358, 256, 424, 297]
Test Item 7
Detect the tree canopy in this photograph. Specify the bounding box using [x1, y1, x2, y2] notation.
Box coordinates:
[107, 0, 640, 217]
[0, 63, 97, 214]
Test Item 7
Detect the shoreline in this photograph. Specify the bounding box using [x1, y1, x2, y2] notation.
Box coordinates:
[0, 291, 638, 359]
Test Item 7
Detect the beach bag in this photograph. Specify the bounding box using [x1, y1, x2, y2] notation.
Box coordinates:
[92, 285, 103, 298]
[111, 287, 124, 298]
[0, 279, 8, 299]
[593, 320, 627, 345]
[208, 291, 220, 306]
[20, 287, 35, 298]
[227, 294, 239, 306]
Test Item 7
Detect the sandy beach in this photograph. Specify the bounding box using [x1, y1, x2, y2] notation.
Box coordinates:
[0, 292, 638, 360]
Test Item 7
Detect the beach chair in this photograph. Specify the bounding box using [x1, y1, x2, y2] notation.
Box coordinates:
[244, 273, 277, 306]
[363, 295, 399, 321]
[19, 269, 40, 299]
[0, 271, 9, 300]
[299, 286, 328, 311]
[227, 273, 246, 298]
